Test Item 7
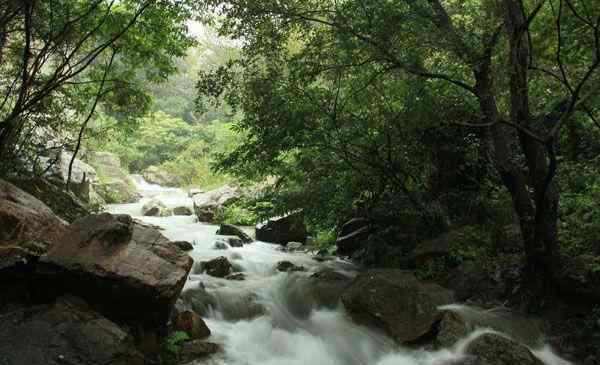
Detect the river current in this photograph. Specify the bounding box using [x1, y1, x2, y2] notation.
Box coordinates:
[108, 177, 572, 365]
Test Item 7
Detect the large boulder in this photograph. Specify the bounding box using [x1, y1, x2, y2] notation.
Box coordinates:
[0, 296, 146, 365]
[87, 152, 140, 204]
[255, 211, 307, 245]
[465, 333, 543, 365]
[192, 185, 239, 223]
[0, 179, 68, 258]
[10, 178, 90, 223]
[142, 199, 171, 217]
[0, 179, 68, 312]
[336, 218, 370, 256]
[37, 213, 193, 331]
[171, 310, 211, 340]
[142, 165, 180, 187]
[341, 269, 454, 343]
[216, 224, 253, 244]
[40, 150, 98, 203]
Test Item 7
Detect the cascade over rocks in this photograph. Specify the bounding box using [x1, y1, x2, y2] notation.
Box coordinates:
[0, 296, 147, 365]
[464, 333, 543, 365]
[216, 235, 243, 247]
[341, 269, 454, 343]
[198, 256, 233, 278]
[336, 218, 370, 256]
[216, 223, 253, 243]
[37, 213, 193, 331]
[256, 211, 307, 245]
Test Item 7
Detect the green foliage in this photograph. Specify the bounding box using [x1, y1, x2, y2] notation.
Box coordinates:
[87, 112, 240, 188]
[558, 157, 600, 256]
[160, 331, 190, 365]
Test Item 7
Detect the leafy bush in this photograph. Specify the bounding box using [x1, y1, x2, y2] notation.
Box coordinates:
[160, 331, 190, 365]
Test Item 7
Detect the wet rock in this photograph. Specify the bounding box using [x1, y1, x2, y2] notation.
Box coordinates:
[216, 235, 243, 248]
[285, 242, 304, 251]
[216, 224, 253, 244]
[411, 234, 451, 264]
[256, 211, 307, 245]
[179, 340, 222, 363]
[436, 311, 469, 348]
[192, 185, 239, 223]
[276, 261, 306, 272]
[38, 213, 193, 331]
[308, 270, 353, 308]
[199, 256, 233, 278]
[465, 333, 543, 365]
[173, 206, 193, 216]
[336, 218, 370, 256]
[341, 269, 454, 343]
[0, 296, 146, 365]
[213, 241, 229, 250]
[172, 241, 194, 251]
[0, 179, 67, 264]
[225, 272, 245, 281]
[172, 310, 210, 340]
[142, 165, 180, 187]
[557, 254, 600, 303]
[180, 284, 217, 316]
[142, 198, 171, 217]
[39, 150, 98, 203]
[230, 252, 243, 260]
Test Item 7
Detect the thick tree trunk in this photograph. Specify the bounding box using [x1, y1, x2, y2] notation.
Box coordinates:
[503, 0, 560, 299]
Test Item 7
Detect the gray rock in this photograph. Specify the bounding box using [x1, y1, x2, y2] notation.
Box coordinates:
[192, 186, 239, 223]
[213, 241, 229, 250]
[38, 213, 193, 331]
[276, 261, 306, 272]
[285, 242, 304, 251]
[172, 240, 194, 251]
[199, 256, 233, 278]
[465, 333, 543, 365]
[173, 206, 193, 216]
[142, 165, 180, 187]
[142, 199, 171, 217]
[341, 269, 454, 343]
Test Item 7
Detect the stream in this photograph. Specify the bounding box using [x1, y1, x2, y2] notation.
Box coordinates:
[108, 177, 573, 365]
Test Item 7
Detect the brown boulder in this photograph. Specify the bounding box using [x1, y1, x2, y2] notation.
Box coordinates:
[172, 310, 211, 340]
[38, 213, 193, 331]
[341, 269, 454, 343]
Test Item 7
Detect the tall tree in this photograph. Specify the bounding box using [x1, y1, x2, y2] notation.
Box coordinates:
[200, 0, 600, 298]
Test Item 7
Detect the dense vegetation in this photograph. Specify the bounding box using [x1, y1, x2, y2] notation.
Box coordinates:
[2, 0, 600, 330]
[196, 0, 600, 301]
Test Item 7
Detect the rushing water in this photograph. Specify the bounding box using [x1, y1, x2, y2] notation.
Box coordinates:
[108, 177, 573, 365]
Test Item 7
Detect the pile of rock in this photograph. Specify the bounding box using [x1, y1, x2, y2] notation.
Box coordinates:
[0, 179, 220, 364]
